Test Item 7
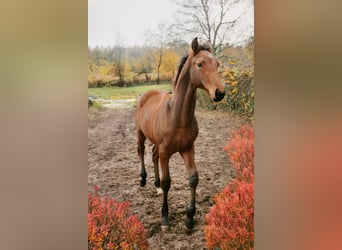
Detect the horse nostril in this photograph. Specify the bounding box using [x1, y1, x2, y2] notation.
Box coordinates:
[214, 89, 225, 102]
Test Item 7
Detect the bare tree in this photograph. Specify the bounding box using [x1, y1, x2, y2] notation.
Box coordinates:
[173, 0, 251, 55]
[153, 46, 163, 85]
[145, 23, 167, 84]
[112, 31, 126, 86]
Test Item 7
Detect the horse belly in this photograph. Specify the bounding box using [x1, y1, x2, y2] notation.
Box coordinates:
[136, 90, 169, 145]
[138, 113, 160, 145]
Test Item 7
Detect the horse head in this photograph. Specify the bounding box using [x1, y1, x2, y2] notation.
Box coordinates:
[189, 37, 225, 102]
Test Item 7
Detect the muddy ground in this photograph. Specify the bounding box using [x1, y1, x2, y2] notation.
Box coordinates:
[88, 107, 246, 249]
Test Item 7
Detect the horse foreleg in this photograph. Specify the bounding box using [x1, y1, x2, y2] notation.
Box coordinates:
[137, 131, 146, 187]
[180, 146, 199, 229]
[152, 145, 160, 188]
[159, 151, 171, 230]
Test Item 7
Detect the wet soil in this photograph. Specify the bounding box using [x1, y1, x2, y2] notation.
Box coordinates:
[88, 107, 246, 249]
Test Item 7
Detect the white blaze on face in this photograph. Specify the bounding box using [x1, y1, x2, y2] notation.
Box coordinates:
[204, 52, 218, 69]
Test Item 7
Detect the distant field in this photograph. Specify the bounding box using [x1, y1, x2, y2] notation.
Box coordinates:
[88, 82, 172, 100]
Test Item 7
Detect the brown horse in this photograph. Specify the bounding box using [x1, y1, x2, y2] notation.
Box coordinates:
[136, 38, 225, 230]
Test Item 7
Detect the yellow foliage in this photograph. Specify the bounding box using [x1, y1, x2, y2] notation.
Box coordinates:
[160, 50, 179, 75]
[98, 62, 113, 76]
[150, 48, 179, 76]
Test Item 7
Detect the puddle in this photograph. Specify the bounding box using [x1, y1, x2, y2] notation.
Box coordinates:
[89, 97, 136, 109]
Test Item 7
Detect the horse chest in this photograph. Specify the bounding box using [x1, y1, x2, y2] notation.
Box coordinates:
[167, 127, 198, 152]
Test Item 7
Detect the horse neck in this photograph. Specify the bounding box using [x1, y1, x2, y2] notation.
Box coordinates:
[171, 59, 197, 126]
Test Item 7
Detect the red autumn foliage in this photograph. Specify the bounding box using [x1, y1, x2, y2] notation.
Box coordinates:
[88, 186, 148, 250]
[223, 124, 254, 183]
[205, 125, 254, 250]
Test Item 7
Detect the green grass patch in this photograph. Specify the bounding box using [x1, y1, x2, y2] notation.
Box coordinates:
[88, 82, 172, 100]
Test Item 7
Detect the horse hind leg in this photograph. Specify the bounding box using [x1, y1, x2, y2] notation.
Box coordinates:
[152, 145, 160, 188]
[159, 151, 171, 230]
[137, 130, 147, 187]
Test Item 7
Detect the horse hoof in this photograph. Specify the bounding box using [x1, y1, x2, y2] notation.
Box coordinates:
[154, 179, 160, 188]
[161, 217, 169, 231]
[185, 218, 195, 229]
[156, 188, 163, 195]
[161, 224, 170, 231]
[140, 179, 146, 187]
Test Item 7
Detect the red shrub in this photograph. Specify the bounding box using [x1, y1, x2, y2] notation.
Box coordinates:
[205, 125, 254, 250]
[223, 125, 254, 183]
[205, 180, 254, 250]
[88, 186, 148, 250]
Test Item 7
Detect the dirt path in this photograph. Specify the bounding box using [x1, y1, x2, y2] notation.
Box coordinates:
[88, 107, 246, 249]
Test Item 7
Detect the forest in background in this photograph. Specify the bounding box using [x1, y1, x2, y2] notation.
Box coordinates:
[88, 39, 253, 86]
[88, 0, 254, 116]
[88, 38, 254, 117]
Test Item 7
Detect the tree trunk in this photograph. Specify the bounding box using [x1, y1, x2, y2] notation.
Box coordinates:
[157, 65, 160, 84]
[157, 50, 162, 84]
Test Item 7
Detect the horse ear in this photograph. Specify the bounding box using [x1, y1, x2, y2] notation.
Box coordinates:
[191, 37, 200, 54]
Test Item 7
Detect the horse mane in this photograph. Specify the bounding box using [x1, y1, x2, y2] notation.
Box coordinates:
[172, 43, 212, 91]
[172, 54, 188, 91]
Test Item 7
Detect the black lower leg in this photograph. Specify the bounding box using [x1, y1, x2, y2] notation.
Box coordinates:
[154, 178, 160, 188]
[161, 197, 169, 226]
[185, 172, 198, 229]
[185, 205, 196, 229]
[138, 144, 146, 187]
[161, 178, 170, 226]
[140, 168, 146, 187]
[152, 145, 160, 188]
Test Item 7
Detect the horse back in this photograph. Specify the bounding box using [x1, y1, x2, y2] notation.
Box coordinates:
[136, 90, 167, 110]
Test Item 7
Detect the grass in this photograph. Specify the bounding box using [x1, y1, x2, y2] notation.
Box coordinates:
[88, 82, 172, 100]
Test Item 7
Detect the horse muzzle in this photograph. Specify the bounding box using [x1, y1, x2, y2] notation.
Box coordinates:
[213, 89, 225, 102]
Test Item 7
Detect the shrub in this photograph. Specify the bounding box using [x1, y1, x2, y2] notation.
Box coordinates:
[88, 74, 115, 88]
[205, 181, 254, 250]
[88, 186, 148, 250]
[196, 89, 217, 110]
[205, 125, 254, 250]
[221, 67, 254, 117]
[223, 125, 254, 183]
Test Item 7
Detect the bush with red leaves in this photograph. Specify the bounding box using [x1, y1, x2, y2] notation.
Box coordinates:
[88, 186, 148, 250]
[205, 125, 254, 250]
[223, 124, 254, 183]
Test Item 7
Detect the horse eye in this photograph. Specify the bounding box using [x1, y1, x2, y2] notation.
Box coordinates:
[197, 63, 202, 68]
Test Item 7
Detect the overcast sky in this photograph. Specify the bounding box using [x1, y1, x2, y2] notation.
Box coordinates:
[88, 0, 253, 48]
